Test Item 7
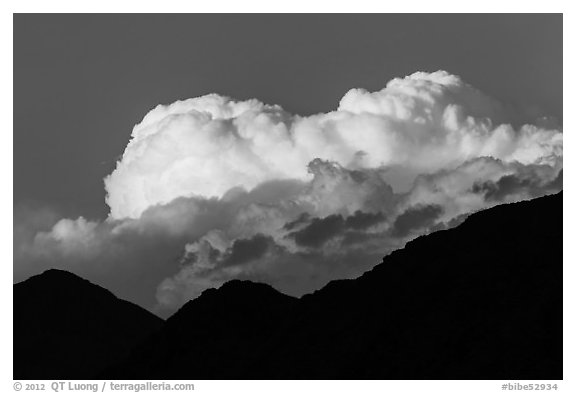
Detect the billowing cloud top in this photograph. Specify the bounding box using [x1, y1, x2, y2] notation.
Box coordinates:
[105, 71, 561, 220]
[16, 71, 563, 314]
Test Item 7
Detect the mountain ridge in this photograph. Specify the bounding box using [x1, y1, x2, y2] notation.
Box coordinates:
[14, 192, 562, 379]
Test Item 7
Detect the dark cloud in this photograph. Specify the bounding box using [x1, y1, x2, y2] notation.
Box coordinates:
[222, 235, 273, 267]
[287, 210, 386, 248]
[545, 169, 563, 192]
[472, 170, 562, 202]
[283, 213, 311, 231]
[344, 211, 385, 230]
[392, 205, 444, 238]
[473, 176, 534, 201]
[341, 231, 373, 246]
[291, 215, 345, 248]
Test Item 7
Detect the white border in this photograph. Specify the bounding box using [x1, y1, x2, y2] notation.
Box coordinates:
[4, 4, 572, 393]
[1, 0, 570, 13]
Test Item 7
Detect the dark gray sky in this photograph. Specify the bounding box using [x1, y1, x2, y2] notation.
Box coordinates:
[14, 14, 562, 219]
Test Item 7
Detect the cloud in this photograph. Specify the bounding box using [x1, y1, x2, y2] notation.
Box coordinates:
[222, 235, 275, 267]
[14, 71, 563, 314]
[104, 70, 561, 220]
[472, 168, 563, 202]
[290, 215, 345, 248]
[392, 205, 444, 238]
[345, 211, 386, 230]
[286, 210, 385, 248]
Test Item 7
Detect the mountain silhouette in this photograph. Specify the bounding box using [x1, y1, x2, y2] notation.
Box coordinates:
[14, 192, 562, 379]
[13, 269, 163, 379]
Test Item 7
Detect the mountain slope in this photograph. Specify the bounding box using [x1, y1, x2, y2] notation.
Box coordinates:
[106, 192, 562, 379]
[13, 269, 164, 379]
[106, 280, 298, 379]
[15, 192, 562, 379]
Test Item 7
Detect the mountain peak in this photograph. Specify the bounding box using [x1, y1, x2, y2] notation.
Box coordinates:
[26, 267, 86, 283]
[198, 279, 295, 303]
[14, 268, 163, 380]
[166, 279, 297, 330]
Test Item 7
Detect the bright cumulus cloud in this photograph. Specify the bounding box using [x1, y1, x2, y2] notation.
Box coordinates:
[104, 71, 561, 220]
[15, 71, 563, 313]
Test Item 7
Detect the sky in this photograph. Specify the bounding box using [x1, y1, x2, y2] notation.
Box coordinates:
[14, 14, 563, 317]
